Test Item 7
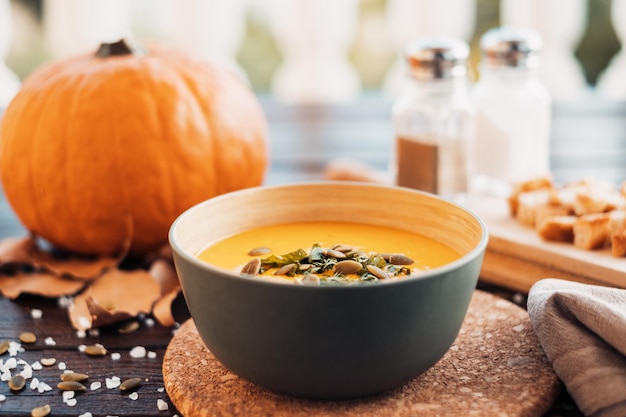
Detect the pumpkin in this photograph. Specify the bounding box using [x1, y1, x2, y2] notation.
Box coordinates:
[0, 40, 269, 256]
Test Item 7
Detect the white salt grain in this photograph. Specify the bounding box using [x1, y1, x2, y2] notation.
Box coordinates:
[0, 370, 10, 382]
[78, 344, 87, 352]
[79, 413, 94, 417]
[0, 394, 5, 402]
[31, 361, 42, 370]
[111, 353, 121, 361]
[129, 346, 147, 358]
[58, 362, 67, 370]
[5, 357, 17, 369]
[128, 392, 139, 401]
[20, 365, 33, 379]
[30, 309, 43, 319]
[147, 351, 157, 359]
[106, 376, 121, 389]
[88, 329, 100, 337]
[62, 390, 75, 401]
[44, 337, 56, 346]
[143, 317, 155, 327]
[30, 377, 39, 390]
[65, 398, 77, 407]
[76, 330, 86, 339]
[90, 381, 101, 391]
[157, 387, 164, 393]
[37, 382, 52, 393]
[8, 341, 23, 356]
[58, 295, 73, 308]
[157, 399, 169, 411]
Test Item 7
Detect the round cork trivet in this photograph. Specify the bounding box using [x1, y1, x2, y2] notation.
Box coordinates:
[163, 290, 561, 417]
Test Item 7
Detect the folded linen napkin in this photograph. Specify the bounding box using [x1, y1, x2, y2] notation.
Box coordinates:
[528, 278, 626, 417]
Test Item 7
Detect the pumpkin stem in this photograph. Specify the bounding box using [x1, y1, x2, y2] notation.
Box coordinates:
[95, 39, 138, 58]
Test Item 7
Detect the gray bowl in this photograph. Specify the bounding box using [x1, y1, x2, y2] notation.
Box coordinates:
[169, 182, 488, 399]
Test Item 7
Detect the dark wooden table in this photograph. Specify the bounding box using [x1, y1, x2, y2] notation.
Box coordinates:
[3, 92, 624, 416]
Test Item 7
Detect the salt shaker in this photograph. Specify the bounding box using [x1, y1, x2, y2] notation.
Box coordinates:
[469, 26, 552, 198]
[392, 37, 473, 197]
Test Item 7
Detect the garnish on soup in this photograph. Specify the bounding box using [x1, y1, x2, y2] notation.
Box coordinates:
[196, 222, 461, 285]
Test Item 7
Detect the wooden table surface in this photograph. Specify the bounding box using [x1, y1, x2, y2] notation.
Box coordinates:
[3, 93, 623, 416]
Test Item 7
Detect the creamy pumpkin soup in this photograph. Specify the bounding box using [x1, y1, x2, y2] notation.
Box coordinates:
[196, 221, 460, 285]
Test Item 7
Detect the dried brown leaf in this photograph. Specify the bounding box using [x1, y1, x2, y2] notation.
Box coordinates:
[0, 271, 86, 299]
[0, 235, 36, 266]
[152, 286, 181, 327]
[149, 259, 179, 296]
[32, 251, 118, 282]
[68, 268, 161, 330]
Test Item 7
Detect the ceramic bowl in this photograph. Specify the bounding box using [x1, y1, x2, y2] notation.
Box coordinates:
[169, 182, 488, 399]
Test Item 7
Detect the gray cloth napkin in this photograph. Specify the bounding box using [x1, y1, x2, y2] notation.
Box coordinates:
[528, 278, 626, 417]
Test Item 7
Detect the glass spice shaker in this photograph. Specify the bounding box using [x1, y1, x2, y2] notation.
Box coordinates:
[392, 37, 473, 198]
[468, 26, 552, 198]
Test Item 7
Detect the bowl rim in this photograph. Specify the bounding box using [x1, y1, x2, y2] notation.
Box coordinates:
[169, 181, 489, 290]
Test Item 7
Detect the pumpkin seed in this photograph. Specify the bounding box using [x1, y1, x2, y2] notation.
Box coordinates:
[31, 404, 51, 417]
[0, 339, 9, 355]
[40, 357, 57, 366]
[240, 258, 261, 276]
[388, 254, 414, 266]
[332, 244, 354, 253]
[366, 265, 390, 280]
[19, 331, 37, 344]
[333, 260, 362, 275]
[300, 274, 320, 286]
[9, 375, 26, 391]
[60, 372, 89, 382]
[323, 249, 347, 259]
[274, 263, 296, 276]
[57, 381, 86, 391]
[119, 377, 142, 391]
[84, 344, 107, 356]
[247, 247, 270, 256]
[118, 320, 140, 334]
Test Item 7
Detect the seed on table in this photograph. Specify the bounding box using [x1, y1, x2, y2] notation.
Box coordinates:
[9, 375, 26, 391]
[40, 358, 56, 366]
[84, 344, 107, 356]
[119, 377, 142, 391]
[0, 340, 9, 355]
[247, 246, 270, 256]
[19, 331, 37, 344]
[57, 381, 86, 391]
[60, 372, 89, 382]
[31, 404, 51, 417]
[240, 258, 261, 276]
[118, 320, 140, 334]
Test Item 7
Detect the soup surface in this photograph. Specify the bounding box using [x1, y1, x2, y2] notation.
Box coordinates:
[196, 221, 461, 284]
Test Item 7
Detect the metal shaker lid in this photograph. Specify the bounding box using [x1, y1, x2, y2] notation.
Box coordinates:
[480, 26, 542, 68]
[404, 37, 469, 81]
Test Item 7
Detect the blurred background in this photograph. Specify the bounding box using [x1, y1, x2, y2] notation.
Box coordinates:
[1, 0, 624, 106]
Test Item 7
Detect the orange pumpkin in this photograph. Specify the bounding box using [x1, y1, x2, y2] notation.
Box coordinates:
[0, 40, 269, 256]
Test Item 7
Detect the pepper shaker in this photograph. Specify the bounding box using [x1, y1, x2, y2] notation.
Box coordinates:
[391, 37, 473, 198]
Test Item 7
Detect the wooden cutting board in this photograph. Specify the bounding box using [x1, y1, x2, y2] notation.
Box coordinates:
[464, 195, 626, 293]
[163, 290, 560, 417]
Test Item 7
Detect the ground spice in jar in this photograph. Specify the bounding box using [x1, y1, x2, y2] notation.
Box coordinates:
[396, 135, 468, 196]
